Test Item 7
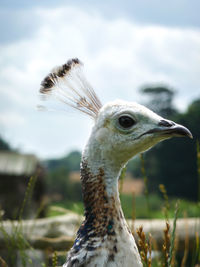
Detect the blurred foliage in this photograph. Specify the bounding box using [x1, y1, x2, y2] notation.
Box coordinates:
[140, 86, 200, 201]
[45, 151, 81, 172]
[127, 156, 142, 177]
[44, 151, 82, 202]
[0, 135, 11, 151]
[46, 167, 82, 202]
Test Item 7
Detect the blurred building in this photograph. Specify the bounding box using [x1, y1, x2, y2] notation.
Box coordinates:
[120, 173, 144, 195]
[0, 151, 46, 219]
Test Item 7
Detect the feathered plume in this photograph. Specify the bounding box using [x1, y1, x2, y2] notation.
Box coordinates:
[39, 58, 102, 118]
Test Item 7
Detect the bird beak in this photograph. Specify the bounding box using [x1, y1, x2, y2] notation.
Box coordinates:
[146, 119, 193, 139]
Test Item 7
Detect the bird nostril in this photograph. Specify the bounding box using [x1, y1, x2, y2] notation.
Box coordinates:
[158, 119, 175, 127]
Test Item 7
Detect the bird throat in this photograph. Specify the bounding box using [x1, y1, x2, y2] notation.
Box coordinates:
[78, 160, 127, 241]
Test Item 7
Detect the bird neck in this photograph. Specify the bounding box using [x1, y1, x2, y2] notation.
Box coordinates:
[80, 146, 127, 236]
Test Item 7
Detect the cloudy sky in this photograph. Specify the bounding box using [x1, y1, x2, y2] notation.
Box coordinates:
[0, 0, 200, 159]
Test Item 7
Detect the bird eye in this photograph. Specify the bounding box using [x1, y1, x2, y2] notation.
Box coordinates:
[118, 116, 136, 129]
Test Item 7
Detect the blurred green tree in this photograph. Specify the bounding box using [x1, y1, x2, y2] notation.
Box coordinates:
[46, 166, 82, 201]
[140, 85, 177, 118]
[45, 151, 82, 201]
[141, 89, 200, 201]
[45, 151, 81, 172]
[0, 135, 11, 151]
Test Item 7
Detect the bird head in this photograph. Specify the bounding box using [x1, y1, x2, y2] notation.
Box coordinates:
[39, 58, 192, 168]
[88, 99, 192, 167]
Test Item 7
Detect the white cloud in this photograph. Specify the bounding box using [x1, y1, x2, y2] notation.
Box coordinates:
[0, 111, 25, 127]
[0, 5, 200, 158]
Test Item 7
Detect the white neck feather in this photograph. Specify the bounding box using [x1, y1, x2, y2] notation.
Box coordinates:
[83, 136, 122, 197]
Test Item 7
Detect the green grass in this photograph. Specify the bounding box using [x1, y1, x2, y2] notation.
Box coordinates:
[121, 193, 200, 219]
[46, 200, 84, 217]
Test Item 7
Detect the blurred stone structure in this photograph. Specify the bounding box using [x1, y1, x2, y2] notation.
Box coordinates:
[0, 151, 46, 219]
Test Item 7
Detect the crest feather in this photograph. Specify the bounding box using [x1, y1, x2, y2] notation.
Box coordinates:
[40, 58, 102, 118]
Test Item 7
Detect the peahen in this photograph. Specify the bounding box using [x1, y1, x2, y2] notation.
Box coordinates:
[40, 58, 192, 267]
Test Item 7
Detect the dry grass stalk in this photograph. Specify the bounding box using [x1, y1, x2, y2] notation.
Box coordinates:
[197, 140, 200, 202]
[159, 184, 170, 221]
[136, 226, 152, 267]
[140, 154, 150, 218]
[162, 221, 170, 267]
[171, 235, 179, 267]
[0, 256, 8, 267]
[181, 213, 189, 267]
[52, 251, 58, 267]
[148, 233, 152, 264]
[168, 201, 180, 267]
[131, 191, 136, 234]
[119, 166, 126, 194]
[194, 232, 200, 265]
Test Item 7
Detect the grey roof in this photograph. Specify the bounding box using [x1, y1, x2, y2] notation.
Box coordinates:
[0, 151, 38, 176]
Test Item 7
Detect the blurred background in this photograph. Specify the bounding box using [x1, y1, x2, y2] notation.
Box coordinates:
[0, 0, 200, 266]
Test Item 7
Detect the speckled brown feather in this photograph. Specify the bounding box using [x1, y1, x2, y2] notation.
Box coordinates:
[65, 160, 129, 266]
